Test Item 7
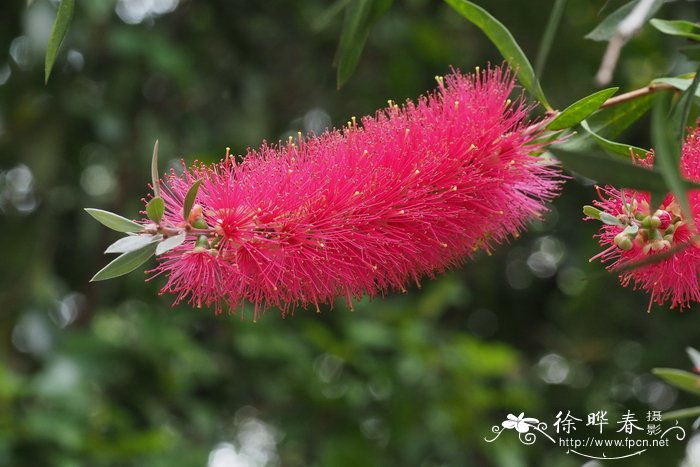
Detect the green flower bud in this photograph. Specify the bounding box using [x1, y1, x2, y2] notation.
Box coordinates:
[614, 232, 633, 250]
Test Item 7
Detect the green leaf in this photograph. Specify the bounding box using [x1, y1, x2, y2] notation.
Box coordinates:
[580, 120, 649, 159]
[582, 205, 602, 220]
[547, 87, 619, 130]
[651, 94, 693, 225]
[650, 18, 700, 41]
[652, 368, 700, 396]
[672, 67, 700, 144]
[182, 179, 203, 222]
[652, 76, 700, 99]
[44, 0, 75, 84]
[335, 0, 393, 89]
[151, 139, 161, 198]
[443, 0, 550, 109]
[146, 197, 165, 223]
[687, 347, 700, 371]
[534, 0, 567, 78]
[85, 208, 143, 233]
[549, 147, 666, 195]
[90, 242, 158, 282]
[105, 234, 160, 254]
[156, 232, 187, 256]
[586, 92, 654, 139]
[313, 0, 353, 32]
[585, 0, 664, 41]
[680, 44, 700, 61]
[662, 406, 700, 421]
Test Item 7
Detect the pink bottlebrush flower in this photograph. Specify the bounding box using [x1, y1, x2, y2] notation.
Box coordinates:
[587, 124, 700, 310]
[150, 67, 563, 316]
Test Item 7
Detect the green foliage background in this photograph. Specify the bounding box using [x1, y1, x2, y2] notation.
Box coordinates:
[0, 1, 699, 465]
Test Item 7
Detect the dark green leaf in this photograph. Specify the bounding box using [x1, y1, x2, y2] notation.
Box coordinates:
[105, 234, 160, 254]
[585, 0, 664, 41]
[90, 242, 158, 282]
[652, 94, 693, 225]
[443, 0, 550, 109]
[534, 0, 567, 78]
[662, 406, 700, 421]
[335, 0, 393, 89]
[580, 120, 649, 159]
[85, 208, 143, 233]
[313, 0, 352, 32]
[680, 44, 700, 61]
[650, 18, 700, 41]
[156, 232, 187, 256]
[183, 179, 203, 222]
[586, 92, 654, 138]
[146, 197, 165, 223]
[549, 147, 700, 193]
[151, 139, 161, 198]
[652, 368, 700, 396]
[44, 0, 75, 84]
[547, 87, 619, 130]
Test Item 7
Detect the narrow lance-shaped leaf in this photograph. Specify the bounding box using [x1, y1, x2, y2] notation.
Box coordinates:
[85, 208, 143, 233]
[671, 67, 700, 144]
[443, 0, 550, 109]
[183, 179, 203, 222]
[687, 347, 700, 371]
[549, 147, 668, 196]
[650, 18, 700, 42]
[651, 94, 694, 225]
[45, 0, 75, 84]
[585, 0, 664, 41]
[652, 368, 700, 396]
[151, 139, 161, 198]
[146, 197, 165, 223]
[105, 234, 160, 254]
[653, 76, 700, 99]
[580, 120, 649, 160]
[335, 0, 393, 89]
[547, 87, 618, 130]
[91, 242, 158, 282]
[156, 232, 187, 256]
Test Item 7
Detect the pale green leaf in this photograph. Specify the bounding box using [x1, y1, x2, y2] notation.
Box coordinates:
[85, 208, 143, 233]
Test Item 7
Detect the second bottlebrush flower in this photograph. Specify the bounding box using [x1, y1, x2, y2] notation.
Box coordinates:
[140, 67, 564, 315]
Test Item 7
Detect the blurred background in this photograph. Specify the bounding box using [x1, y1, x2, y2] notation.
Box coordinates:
[1, 0, 700, 465]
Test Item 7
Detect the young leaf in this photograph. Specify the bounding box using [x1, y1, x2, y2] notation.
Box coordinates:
[547, 87, 619, 130]
[91, 242, 158, 282]
[85, 208, 143, 233]
[45, 0, 75, 84]
[156, 232, 187, 256]
[105, 234, 160, 254]
[652, 368, 700, 396]
[687, 347, 700, 371]
[580, 120, 649, 159]
[146, 197, 165, 223]
[183, 179, 203, 222]
[585, 0, 663, 41]
[650, 18, 700, 41]
[335, 0, 393, 89]
[443, 0, 550, 109]
[151, 139, 161, 198]
[600, 212, 623, 226]
[582, 205, 602, 219]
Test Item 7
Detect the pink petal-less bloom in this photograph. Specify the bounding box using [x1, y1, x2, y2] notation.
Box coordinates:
[587, 123, 700, 310]
[149, 67, 563, 316]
